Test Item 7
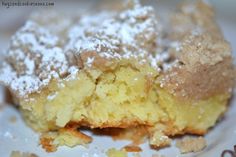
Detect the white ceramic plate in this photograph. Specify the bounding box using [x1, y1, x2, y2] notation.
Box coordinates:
[0, 1, 236, 157]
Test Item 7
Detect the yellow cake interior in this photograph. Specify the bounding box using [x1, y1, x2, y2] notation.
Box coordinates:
[19, 59, 229, 151]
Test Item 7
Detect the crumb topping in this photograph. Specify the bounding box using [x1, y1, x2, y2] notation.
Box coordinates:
[0, 0, 234, 100]
[0, 1, 166, 98]
[0, 21, 70, 97]
[65, 2, 160, 62]
[158, 0, 235, 100]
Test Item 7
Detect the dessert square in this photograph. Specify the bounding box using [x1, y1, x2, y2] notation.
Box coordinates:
[0, 0, 234, 152]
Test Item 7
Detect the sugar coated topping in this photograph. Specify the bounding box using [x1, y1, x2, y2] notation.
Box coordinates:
[0, 1, 171, 98]
[1, 0, 232, 100]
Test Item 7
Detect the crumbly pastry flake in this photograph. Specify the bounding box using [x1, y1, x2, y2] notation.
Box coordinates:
[106, 148, 128, 157]
[176, 136, 207, 153]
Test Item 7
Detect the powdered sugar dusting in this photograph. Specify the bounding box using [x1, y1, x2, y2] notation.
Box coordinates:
[47, 92, 58, 101]
[0, 21, 78, 98]
[86, 57, 95, 67]
[66, 1, 160, 63]
[0, 1, 175, 98]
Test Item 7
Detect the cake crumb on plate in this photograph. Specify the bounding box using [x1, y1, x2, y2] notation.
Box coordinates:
[10, 151, 38, 157]
[106, 148, 127, 157]
[176, 136, 207, 153]
[123, 145, 142, 152]
[9, 116, 17, 123]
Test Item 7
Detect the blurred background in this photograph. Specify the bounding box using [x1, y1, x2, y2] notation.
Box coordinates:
[0, 0, 236, 103]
